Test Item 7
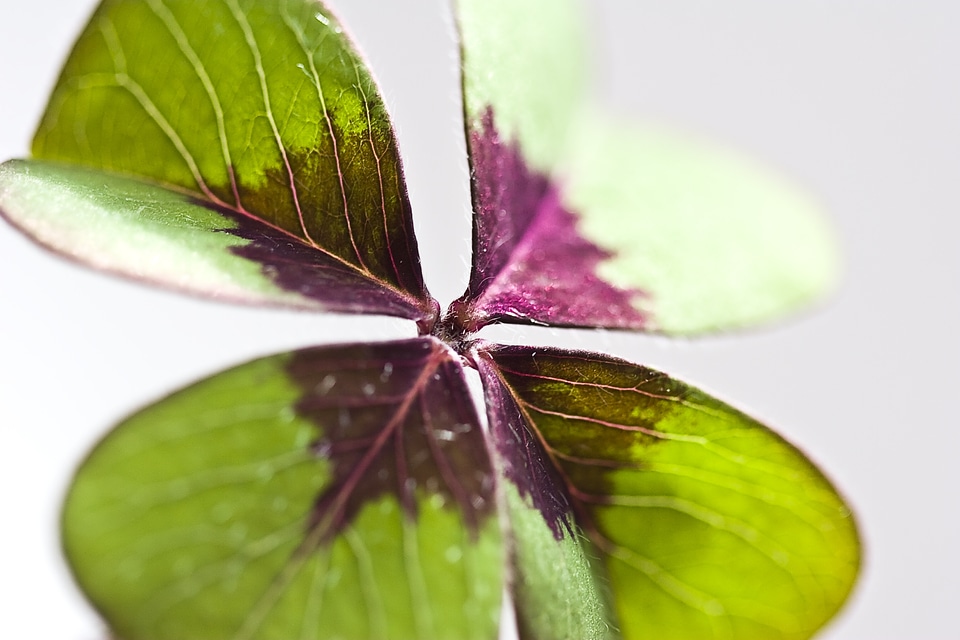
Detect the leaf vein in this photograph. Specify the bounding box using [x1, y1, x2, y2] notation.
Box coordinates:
[223, 0, 313, 244]
[144, 0, 243, 209]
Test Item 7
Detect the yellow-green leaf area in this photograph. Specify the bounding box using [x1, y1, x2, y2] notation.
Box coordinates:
[593, 399, 859, 639]
[563, 115, 840, 335]
[456, 0, 587, 173]
[488, 346, 859, 640]
[63, 353, 328, 639]
[220, 495, 503, 640]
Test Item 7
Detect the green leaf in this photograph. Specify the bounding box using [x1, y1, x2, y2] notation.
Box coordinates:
[454, 0, 838, 335]
[482, 344, 859, 640]
[0, 160, 428, 318]
[29, 0, 432, 319]
[63, 339, 503, 640]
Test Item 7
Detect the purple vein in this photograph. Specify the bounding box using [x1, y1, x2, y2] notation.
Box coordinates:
[313, 346, 444, 539]
[519, 399, 700, 443]
[225, 0, 314, 245]
[298, 351, 432, 374]
[492, 363, 824, 623]
[507, 371, 808, 483]
[495, 365, 676, 401]
[167, 170, 423, 308]
[314, 436, 378, 457]
[280, 8, 368, 272]
[220, 198, 413, 299]
[483, 359, 581, 519]
[97, 6, 421, 307]
[548, 446, 643, 471]
[356, 67, 403, 285]
[497, 364, 730, 421]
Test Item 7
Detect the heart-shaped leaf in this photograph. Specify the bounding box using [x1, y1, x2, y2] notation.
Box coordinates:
[63, 339, 503, 640]
[479, 343, 859, 640]
[452, 0, 838, 335]
[9, 0, 433, 321]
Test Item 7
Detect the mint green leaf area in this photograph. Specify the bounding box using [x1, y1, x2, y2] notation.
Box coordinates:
[0, 160, 424, 318]
[63, 339, 503, 640]
[562, 117, 839, 334]
[502, 486, 618, 640]
[456, 0, 587, 174]
[32, 0, 431, 318]
[485, 345, 859, 640]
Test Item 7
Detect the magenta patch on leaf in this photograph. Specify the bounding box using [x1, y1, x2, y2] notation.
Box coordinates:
[458, 108, 648, 330]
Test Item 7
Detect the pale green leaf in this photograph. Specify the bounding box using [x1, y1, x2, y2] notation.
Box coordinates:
[563, 115, 840, 334]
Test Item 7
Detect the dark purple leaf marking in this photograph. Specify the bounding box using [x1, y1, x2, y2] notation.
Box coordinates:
[462, 109, 549, 306]
[234, 138, 431, 314]
[477, 343, 677, 538]
[203, 198, 433, 321]
[477, 354, 575, 540]
[286, 338, 495, 543]
[451, 107, 648, 332]
[192, 116, 437, 323]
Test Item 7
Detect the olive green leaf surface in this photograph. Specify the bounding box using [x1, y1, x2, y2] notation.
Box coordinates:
[479, 344, 859, 640]
[2, 0, 433, 321]
[63, 338, 503, 640]
[453, 0, 839, 334]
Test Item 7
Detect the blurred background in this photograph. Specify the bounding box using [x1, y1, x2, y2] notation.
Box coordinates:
[1, 1, 957, 638]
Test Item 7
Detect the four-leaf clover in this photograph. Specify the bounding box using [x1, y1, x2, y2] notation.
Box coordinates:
[0, 0, 859, 638]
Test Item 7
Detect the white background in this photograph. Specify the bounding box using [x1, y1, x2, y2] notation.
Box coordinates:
[1, 1, 958, 638]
